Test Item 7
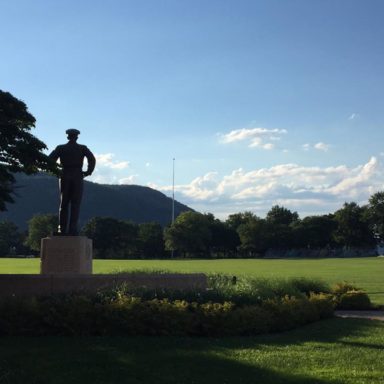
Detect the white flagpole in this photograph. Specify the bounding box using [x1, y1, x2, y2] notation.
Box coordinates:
[172, 157, 175, 224]
[171, 158, 175, 258]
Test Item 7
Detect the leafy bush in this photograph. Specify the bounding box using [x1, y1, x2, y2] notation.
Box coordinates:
[332, 281, 361, 295]
[9, 272, 379, 337]
[290, 277, 331, 295]
[331, 281, 372, 310]
[262, 295, 319, 331]
[336, 290, 372, 310]
[309, 292, 335, 318]
[4, 274, 376, 336]
[107, 272, 333, 307]
[0, 291, 334, 337]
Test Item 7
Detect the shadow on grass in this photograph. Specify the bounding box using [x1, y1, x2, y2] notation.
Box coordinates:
[216, 317, 383, 349]
[0, 318, 382, 384]
[0, 340, 339, 384]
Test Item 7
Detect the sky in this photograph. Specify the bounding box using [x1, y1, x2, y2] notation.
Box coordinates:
[1, 0, 384, 219]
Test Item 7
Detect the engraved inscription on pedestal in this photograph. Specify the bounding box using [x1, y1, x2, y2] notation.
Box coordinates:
[40, 236, 92, 274]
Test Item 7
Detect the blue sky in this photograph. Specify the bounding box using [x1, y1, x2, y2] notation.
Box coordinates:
[1, 0, 384, 219]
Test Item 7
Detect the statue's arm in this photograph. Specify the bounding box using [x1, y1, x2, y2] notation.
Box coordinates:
[47, 146, 62, 176]
[49, 146, 60, 162]
[84, 147, 96, 176]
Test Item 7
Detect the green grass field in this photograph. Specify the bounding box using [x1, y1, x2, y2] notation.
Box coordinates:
[1, 257, 383, 304]
[1, 257, 383, 383]
[0, 318, 383, 384]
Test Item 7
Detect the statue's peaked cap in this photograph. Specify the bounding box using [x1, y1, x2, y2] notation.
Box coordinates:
[66, 129, 80, 135]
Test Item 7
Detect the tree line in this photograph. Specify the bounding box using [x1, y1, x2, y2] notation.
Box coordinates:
[1, 90, 383, 259]
[1, 191, 383, 258]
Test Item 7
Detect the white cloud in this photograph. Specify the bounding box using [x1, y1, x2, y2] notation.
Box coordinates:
[220, 127, 287, 149]
[302, 142, 330, 152]
[88, 153, 133, 184]
[314, 142, 330, 152]
[348, 113, 360, 120]
[155, 157, 384, 219]
[262, 143, 275, 150]
[96, 153, 129, 170]
[119, 175, 138, 184]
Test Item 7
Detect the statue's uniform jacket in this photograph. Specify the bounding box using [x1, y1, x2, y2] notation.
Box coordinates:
[49, 142, 96, 234]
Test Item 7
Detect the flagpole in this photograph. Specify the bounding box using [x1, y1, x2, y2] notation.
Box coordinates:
[172, 157, 175, 224]
[171, 158, 175, 258]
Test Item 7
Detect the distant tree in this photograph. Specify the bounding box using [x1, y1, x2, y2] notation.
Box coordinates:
[24, 214, 58, 251]
[0, 220, 22, 256]
[82, 217, 138, 259]
[164, 211, 211, 257]
[266, 205, 299, 226]
[137, 222, 165, 258]
[333, 202, 375, 247]
[237, 217, 270, 256]
[263, 205, 299, 249]
[0, 90, 58, 211]
[225, 211, 258, 230]
[205, 213, 240, 257]
[291, 215, 337, 248]
[367, 191, 384, 242]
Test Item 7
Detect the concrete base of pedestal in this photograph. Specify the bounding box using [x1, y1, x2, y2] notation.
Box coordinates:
[40, 236, 92, 274]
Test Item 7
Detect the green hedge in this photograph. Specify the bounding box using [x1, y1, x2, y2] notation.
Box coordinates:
[0, 292, 334, 336]
[0, 276, 372, 336]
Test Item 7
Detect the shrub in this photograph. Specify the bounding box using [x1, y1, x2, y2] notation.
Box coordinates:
[330, 281, 372, 310]
[262, 295, 320, 332]
[290, 277, 331, 296]
[0, 291, 334, 337]
[0, 297, 40, 336]
[0, 274, 344, 336]
[332, 281, 360, 295]
[309, 292, 335, 318]
[336, 290, 372, 310]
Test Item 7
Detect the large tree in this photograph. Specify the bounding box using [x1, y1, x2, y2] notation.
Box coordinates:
[164, 211, 212, 257]
[333, 202, 375, 247]
[137, 222, 165, 258]
[367, 191, 384, 242]
[82, 217, 138, 259]
[266, 205, 299, 226]
[291, 215, 337, 248]
[0, 220, 22, 256]
[24, 214, 58, 252]
[0, 90, 58, 211]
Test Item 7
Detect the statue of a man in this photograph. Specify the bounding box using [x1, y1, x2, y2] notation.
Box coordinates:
[49, 129, 96, 235]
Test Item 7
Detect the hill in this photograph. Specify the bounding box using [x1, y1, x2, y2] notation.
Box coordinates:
[0, 173, 192, 230]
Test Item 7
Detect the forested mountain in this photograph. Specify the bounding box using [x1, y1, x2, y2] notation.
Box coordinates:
[0, 173, 192, 230]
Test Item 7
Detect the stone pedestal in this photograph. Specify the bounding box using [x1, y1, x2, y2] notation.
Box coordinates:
[40, 236, 92, 274]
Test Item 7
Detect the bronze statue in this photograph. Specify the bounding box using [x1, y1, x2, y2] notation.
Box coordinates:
[49, 129, 96, 235]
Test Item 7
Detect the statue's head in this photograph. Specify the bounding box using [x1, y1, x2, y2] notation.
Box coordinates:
[66, 128, 80, 142]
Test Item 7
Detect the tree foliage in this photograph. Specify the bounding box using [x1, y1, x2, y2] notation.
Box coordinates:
[291, 215, 337, 248]
[266, 205, 299, 226]
[137, 222, 165, 258]
[0, 90, 58, 211]
[5, 194, 383, 259]
[82, 217, 138, 259]
[367, 191, 384, 241]
[333, 202, 375, 247]
[24, 214, 58, 251]
[164, 212, 212, 257]
[0, 220, 22, 256]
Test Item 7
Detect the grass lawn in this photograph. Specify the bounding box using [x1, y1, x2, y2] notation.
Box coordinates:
[1, 257, 383, 304]
[0, 318, 383, 384]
